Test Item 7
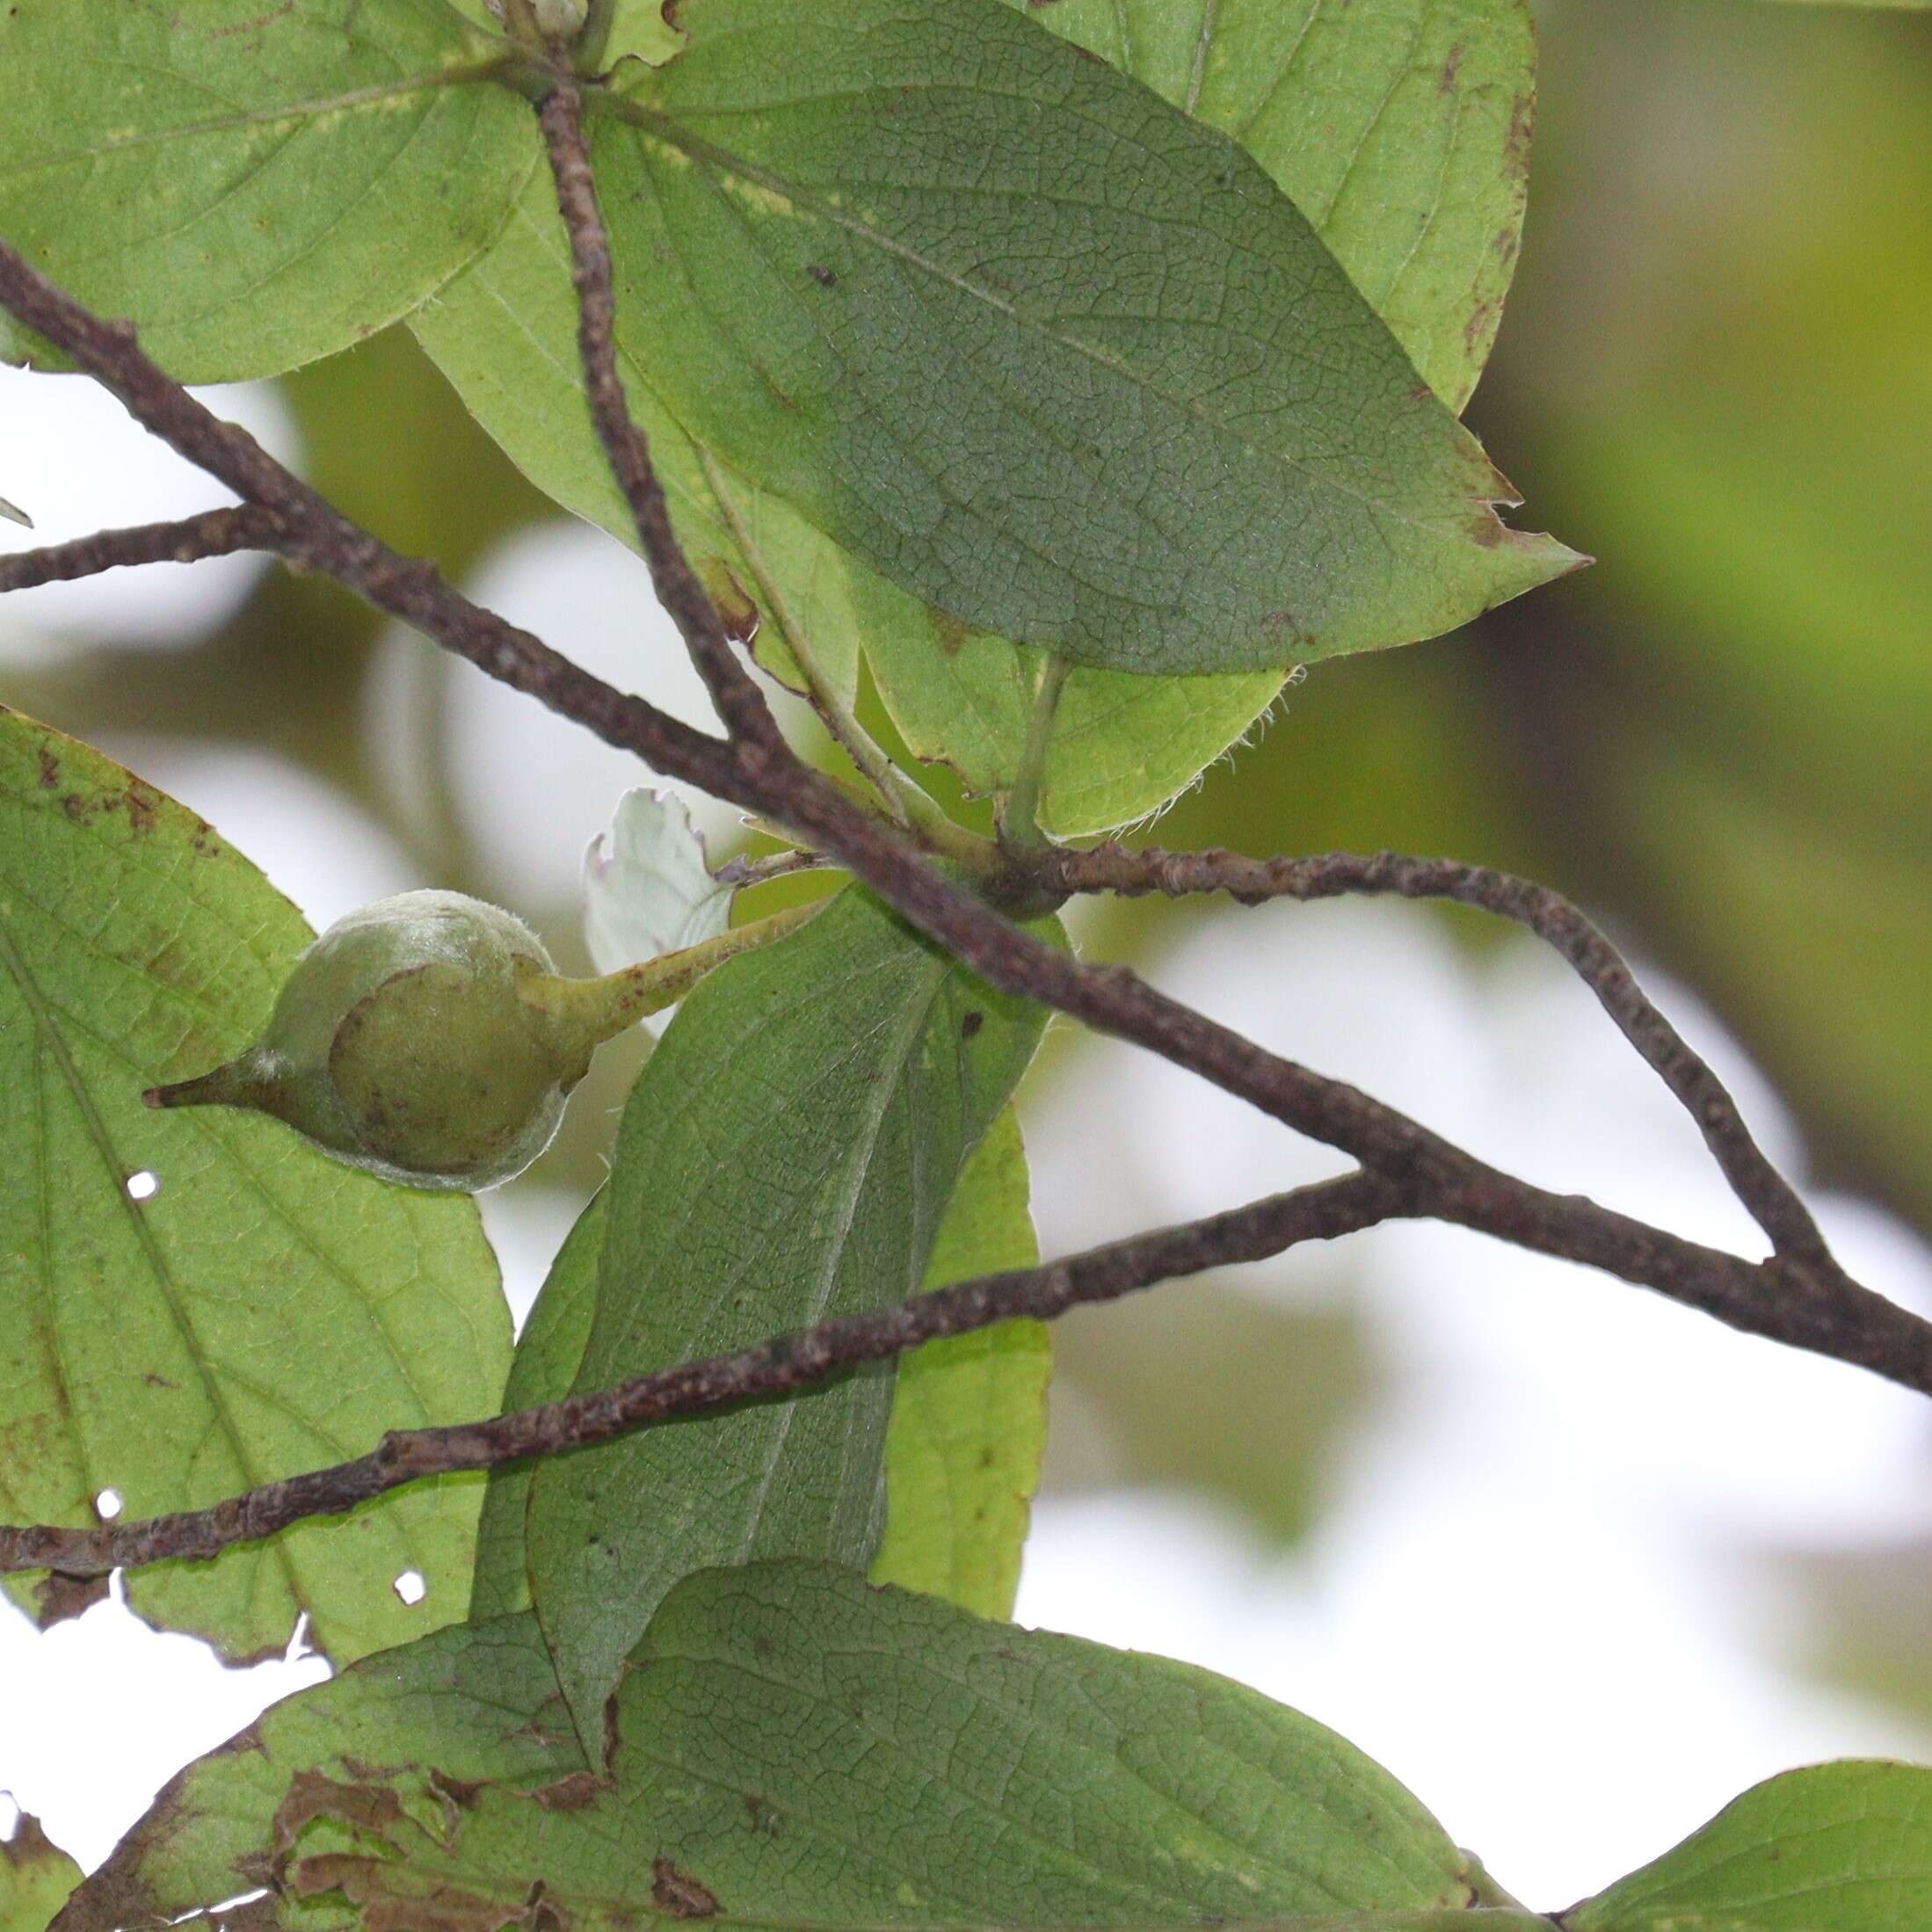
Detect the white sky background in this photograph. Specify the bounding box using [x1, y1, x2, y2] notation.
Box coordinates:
[5, 367, 1932, 1915]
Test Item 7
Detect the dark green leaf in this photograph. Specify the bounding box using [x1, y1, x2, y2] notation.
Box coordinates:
[54, 1611, 581, 1932]
[473, 1110, 1042, 1632]
[872, 1106, 1049, 1618]
[526, 890, 1050, 1740]
[857, 0, 1547, 829]
[270, 1560, 1492, 1928]
[1567, 1761, 1932, 1931]
[0, 709, 510, 1664]
[0, 0, 535, 381]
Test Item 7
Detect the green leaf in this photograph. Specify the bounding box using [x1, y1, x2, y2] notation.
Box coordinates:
[0, 0, 536, 382]
[588, 0, 1574, 678]
[471, 1110, 1042, 1631]
[0, 708, 511, 1665]
[54, 1610, 582, 1932]
[527, 890, 1050, 1741]
[872, 1106, 1048, 1619]
[468, 1194, 607, 1625]
[1567, 1761, 1932, 1931]
[1, 1813, 81, 1932]
[271, 1559, 1492, 1929]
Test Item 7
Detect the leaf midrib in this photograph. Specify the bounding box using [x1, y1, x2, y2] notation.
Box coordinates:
[732, 942, 949, 1557]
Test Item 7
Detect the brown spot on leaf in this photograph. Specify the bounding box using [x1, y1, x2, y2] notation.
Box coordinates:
[532, 1771, 606, 1812]
[287, 1854, 561, 1932]
[1505, 91, 1536, 180]
[429, 1769, 485, 1812]
[0, 1810, 66, 1874]
[960, 1009, 984, 1041]
[1438, 44, 1464, 95]
[272, 1769, 403, 1854]
[652, 1857, 719, 1919]
[805, 263, 837, 288]
[932, 611, 970, 657]
[35, 747, 59, 789]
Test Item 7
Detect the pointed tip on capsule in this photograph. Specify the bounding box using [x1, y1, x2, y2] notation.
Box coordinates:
[143, 1060, 264, 1112]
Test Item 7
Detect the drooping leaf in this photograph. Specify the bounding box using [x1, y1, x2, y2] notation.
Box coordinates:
[527, 889, 1050, 1742]
[1, 1812, 81, 1932]
[583, 788, 734, 977]
[589, 0, 1574, 679]
[0, 0, 535, 382]
[1566, 1761, 1932, 1931]
[270, 1560, 1491, 1929]
[872, 1106, 1049, 1619]
[0, 709, 511, 1664]
[54, 1611, 582, 1932]
[468, 1194, 606, 1625]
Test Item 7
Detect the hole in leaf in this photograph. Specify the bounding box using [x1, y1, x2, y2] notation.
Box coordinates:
[95, 1488, 123, 1520]
[126, 1169, 160, 1201]
[393, 1570, 426, 1606]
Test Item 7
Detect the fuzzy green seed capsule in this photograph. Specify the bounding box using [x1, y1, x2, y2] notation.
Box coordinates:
[145, 888, 819, 1192]
[145, 891, 593, 1191]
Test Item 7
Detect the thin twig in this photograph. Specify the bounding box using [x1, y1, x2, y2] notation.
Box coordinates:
[0, 1174, 1400, 1577]
[0, 505, 286, 592]
[1037, 844, 1833, 1273]
[537, 82, 783, 757]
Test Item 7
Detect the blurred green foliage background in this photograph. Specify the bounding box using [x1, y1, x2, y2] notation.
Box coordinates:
[4, 0, 1928, 1758]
